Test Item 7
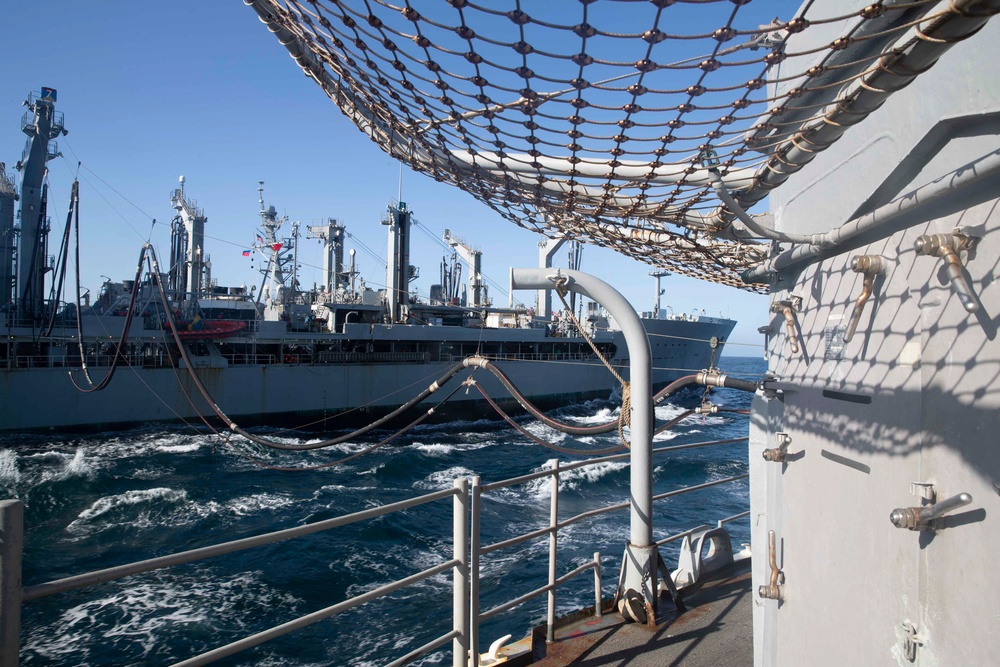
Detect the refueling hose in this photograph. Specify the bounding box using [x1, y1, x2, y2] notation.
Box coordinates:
[146, 244, 763, 455]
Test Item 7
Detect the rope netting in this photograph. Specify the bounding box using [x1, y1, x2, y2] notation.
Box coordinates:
[245, 0, 999, 291]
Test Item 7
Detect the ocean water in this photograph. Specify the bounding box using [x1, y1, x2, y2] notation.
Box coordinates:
[1, 357, 764, 666]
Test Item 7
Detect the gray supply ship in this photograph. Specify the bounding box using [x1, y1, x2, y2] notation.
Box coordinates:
[3, 1, 998, 666]
[0, 97, 733, 434]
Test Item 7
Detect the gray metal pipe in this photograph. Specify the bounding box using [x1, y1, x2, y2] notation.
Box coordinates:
[469, 476, 482, 667]
[708, 170, 822, 245]
[170, 559, 459, 667]
[453, 477, 470, 667]
[743, 149, 1000, 283]
[547, 459, 560, 643]
[24, 486, 458, 602]
[0, 500, 23, 667]
[510, 268, 653, 548]
[725, 0, 1000, 222]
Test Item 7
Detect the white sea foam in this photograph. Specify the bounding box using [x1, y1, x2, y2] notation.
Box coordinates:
[61, 448, 94, 478]
[342, 551, 390, 578]
[22, 570, 300, 663]
[25, 448, 96, 485]
[226, 492, 296, 517]
[157, 442, 202, 453]
[410, 439, 493, 457]
[0, 449, 19, 487]
[68, 487, 189, 534]
[354, 462, 385, 476]
[654, 403, 692, 420]
[522, 421, 568, 443]
[76, 487, 186, 521]
[524, 460, 629, 498]
[313, 483, 379, 496]
[411, 442, 458, 457]
[652, 430, 681, 443]
[558, 406, 619, 425]
[23, 450, 67, 461]
[412, 466, 476, 490]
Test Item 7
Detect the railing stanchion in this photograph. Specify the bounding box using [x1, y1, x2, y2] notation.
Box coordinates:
[547, 459, 559, 643]
[453, 479, 469, 667]
[594, 552, 602, 618]
[469, 476, 481, 667]
[0, 500, 24, 667]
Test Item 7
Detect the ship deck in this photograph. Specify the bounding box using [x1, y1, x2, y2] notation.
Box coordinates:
[508, 559, 752, 667]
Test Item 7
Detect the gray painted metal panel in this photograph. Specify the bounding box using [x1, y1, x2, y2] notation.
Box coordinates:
[755, 6, 1000, 666]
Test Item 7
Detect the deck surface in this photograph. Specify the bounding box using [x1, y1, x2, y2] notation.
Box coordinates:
[529, 560, 752, 667]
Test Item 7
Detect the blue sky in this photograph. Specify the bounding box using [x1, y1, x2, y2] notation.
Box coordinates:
[3, 1, 788, 355]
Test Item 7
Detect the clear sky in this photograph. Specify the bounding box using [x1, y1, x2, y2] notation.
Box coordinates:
[3, 1, 786, 357]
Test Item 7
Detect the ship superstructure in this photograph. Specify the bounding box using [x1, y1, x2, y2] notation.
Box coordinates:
[0, 96, 734, 434]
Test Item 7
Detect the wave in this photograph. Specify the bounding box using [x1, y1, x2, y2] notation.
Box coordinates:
[10, 360, 758, 667]
[524, 460, 629, 498]
[57, 448, 94, 480]
[65, 486, 299, 538]
[22, 569, 301, 664]
[226, 492, 297, 517]
[520, 421, 569, 443]
[412, 466, 476, 491]
[2, 447, 95, 492]
[409, 439, 495, 457]
[551, 405, 619, 425]
[67, 487, 190, 534]
[156, 442, 202, 453]
[0, 449, 19, 488]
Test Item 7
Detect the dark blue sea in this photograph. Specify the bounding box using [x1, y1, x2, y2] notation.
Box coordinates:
[0, 357, 764, 666]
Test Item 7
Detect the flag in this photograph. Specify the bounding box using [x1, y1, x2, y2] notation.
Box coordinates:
[256, 234, 264, 244]
[242, 250, 251, 257]
[272, 242, 283, 252]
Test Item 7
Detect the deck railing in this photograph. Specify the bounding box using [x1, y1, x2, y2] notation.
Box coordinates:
[0, 435, 749, 667]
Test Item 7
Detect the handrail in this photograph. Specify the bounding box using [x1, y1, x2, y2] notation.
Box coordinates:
[23, 485, 459, 602]
[479, 558, 600, 621]
[652, 474, 749, 503]
[480, 437, 748, 492]
[479, 473, 749, 556]
[470, 435, 750, 657]
[385, 630, 461, 667]
[3, 433, 750, 667]
[656, 511, 751, 547]
[9, 482, 469, 667]
[718, 510, 751, 526]
[170, 559, 460, 667]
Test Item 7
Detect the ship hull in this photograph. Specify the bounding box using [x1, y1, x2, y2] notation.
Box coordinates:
[0, 316, 735, 434]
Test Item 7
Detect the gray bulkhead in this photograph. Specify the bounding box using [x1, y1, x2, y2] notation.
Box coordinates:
[751, 5, 1000, 666]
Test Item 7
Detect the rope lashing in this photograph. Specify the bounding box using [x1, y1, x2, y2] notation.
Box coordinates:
[552, 274, 632, 448]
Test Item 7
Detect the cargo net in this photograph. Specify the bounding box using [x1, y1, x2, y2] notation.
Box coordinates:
[247, 0, 997, 291]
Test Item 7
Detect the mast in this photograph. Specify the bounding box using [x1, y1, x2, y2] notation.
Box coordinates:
[536, 236, 566, 317]
[169, 176, 208, 304]
[567, 240, 583, 317]
[307, 218, 346, 295]
[15, 88, 66, 318]
[650, 269, 670, 319]
[255, 181, 298, 318]
[382, 200, 412, 323]
[443, 228, 484, 307]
